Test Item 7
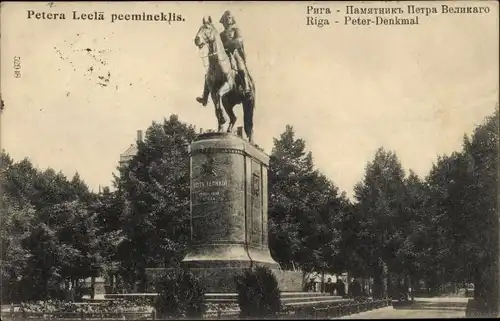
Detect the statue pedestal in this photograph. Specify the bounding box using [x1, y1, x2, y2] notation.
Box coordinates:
[145, 133, 304, 292]
[181, 132, 278, 291]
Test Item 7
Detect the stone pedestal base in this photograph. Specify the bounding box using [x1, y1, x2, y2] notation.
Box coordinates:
[181, 244, 279, 269]
[146, 267, 304, 293]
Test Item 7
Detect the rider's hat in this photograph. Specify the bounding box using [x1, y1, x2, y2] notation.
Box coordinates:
[220, 10, 236, 25]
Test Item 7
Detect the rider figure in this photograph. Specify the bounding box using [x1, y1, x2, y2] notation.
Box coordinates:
[196, 10, 251, 106]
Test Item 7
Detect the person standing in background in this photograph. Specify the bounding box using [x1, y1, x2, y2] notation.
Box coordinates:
[336, 278, 346, 297]
[326, 278, 333, 295]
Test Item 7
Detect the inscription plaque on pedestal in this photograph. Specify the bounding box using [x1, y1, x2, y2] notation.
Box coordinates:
[191, 151, 245, 244]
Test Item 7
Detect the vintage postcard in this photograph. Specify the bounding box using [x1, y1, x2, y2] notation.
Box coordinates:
[1, 1, 499, 319]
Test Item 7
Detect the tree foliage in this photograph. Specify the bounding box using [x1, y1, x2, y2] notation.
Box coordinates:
[113, 115, 196, 291]
[268, 125, 348, 274]
[349, 107, 498, 305]
[0, 155, 98, 302]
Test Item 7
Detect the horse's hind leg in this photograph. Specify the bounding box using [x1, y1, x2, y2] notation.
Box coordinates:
[222, 94, 237, 133]
[243, 98, 255, 143]
[211, 92, 226, 132]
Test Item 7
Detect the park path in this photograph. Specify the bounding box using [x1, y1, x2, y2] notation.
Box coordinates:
[336, 297, 468, 319]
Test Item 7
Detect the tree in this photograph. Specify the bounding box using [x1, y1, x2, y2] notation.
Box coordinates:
[301, 172, 348, 275]
[93, 188, 127, 291]
[398, 171, 430, 291]
[268, 125, 346, 283]
[461, 109, 498, 313]
[0, 151, 99, 302]
[424, 152, 471, 292]
[0, 194, 35, 302]
[353, 147, 407, 298]
[340, 198, 378, 282]
[69, 172, 93, 203]
[2, 157, 38, 206]
[51, 201, 101, 293]
[268, 125, 312, 270]
[419, 107, 497, 311]
[116, 115, 196, 291]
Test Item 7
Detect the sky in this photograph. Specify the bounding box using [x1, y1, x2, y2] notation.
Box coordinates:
[1, 1, 498, 199]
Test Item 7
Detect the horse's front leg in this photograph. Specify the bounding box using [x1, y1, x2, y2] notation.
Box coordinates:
[222, 94, 237, 134]
[211, 91, 226, 132]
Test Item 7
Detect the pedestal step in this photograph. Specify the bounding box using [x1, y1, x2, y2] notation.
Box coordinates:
[147, 267, 305, 292]
[104, 293, 157, 300]
[81, 297, 114, 303]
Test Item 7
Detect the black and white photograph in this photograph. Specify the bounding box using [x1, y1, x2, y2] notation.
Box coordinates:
[0, 1, 499, 319]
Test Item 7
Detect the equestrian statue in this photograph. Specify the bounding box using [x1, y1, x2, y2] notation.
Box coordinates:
[194, 10, 256, 143]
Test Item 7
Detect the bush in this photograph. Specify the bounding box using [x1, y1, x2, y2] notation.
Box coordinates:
[235, 266, 282, 319]
[153, 269, 206, 319]
[466, 298, 497, 317]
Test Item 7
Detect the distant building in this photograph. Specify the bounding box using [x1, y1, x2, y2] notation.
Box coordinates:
[119, 130, 143, 168]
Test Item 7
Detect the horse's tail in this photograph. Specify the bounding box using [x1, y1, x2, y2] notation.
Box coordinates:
[245, 63, 256, 110]
[251, 78, 256, 110]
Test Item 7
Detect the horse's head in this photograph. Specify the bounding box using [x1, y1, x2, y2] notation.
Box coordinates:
[194, 16, 217, 50]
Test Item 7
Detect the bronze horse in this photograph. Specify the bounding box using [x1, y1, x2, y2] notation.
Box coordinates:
[194, 17, 256, 143]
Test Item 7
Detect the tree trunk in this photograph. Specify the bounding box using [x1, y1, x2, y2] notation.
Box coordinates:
[413, 277, 418, 299]
[321, 271, 325, 293]
[476, 259, 498, 315]
[139, 271, 147, 293]
[381, 261, 389, 299]
[91, 276, 96, 299]
[76, 279, 81, 301]
[44, 274, 49, 300]
[347, 271, 352, 297]
[109, 272, 115, 292]
[372, 269, 383, 300]
[65, 279, 70, 301]
[474, 268, 482, 300]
